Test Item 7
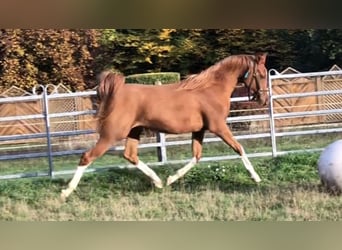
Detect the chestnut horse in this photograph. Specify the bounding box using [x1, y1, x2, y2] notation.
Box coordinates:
[61, 52, 269, 200]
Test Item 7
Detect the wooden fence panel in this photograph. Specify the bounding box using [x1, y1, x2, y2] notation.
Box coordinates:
[321, 66, 342, 123]
[0, 100, 43, 136]
[76, 96, 97, 131]
[272, 78, 320, 127]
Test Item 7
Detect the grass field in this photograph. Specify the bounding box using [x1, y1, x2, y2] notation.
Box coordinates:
[1, 151, 342, 221]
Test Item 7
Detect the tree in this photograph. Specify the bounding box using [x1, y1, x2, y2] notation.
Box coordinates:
[0, 29, 100, 92]
[307, 29, 342, 71]
[94, 29, 174, 75]
[1, 29, 341, 93]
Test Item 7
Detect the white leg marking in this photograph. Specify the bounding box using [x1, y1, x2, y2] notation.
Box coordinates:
[136, 160, 163, 188]
[61, 164, 89, 200]
[167, 157, 197, 186]
[240, 148, 261, 182]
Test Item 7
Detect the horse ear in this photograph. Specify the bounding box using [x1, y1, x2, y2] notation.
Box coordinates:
[255, 52, 267, 64]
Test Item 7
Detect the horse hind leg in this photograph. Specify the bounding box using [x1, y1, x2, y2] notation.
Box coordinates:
[123, 127, 163, 188]
[60, 137, 113, 201]
[167, 130, 205, 186]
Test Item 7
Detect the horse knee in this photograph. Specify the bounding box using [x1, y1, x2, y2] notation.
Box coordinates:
[123, 151, 139, 165]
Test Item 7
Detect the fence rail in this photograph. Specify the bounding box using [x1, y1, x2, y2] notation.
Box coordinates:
[1, 68, 342, 180]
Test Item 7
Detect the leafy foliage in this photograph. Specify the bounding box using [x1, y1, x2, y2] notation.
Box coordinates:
[94, 29, 175, 75]
[0, 29, 341, 92]
[0, 29, 100, 92]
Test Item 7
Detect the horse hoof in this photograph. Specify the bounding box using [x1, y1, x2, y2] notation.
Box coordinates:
[154, 181, 163, 189]
[60, 189, 69, 202]
[253, 176, 261, 183]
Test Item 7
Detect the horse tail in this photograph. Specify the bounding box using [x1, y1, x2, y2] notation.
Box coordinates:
[96, 71, 125, 132]
[97, 71, 125, 98]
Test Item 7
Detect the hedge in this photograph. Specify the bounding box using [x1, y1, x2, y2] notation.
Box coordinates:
[125, 72, 180, 85]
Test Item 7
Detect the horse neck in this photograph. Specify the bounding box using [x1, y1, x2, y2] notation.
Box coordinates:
[216, 55, 250, 91]
[216, 71, 241, 99]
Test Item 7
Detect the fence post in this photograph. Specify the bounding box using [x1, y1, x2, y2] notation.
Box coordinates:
[42, 86, 54, 177]
[268, 69, 278, 157]
[156, 132, 167, 163]
[316, 76, 324, 123]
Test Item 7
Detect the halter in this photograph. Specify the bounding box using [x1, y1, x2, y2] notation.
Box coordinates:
[242, 60, 268, 101]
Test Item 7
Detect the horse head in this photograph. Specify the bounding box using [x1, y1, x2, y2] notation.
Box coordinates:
[242, 52, 269, 106]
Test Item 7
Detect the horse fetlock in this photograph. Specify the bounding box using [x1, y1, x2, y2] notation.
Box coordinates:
[252, 174, 261, 183]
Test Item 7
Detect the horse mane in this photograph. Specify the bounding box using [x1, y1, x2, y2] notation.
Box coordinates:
[96, 71, 125, 132]
[177, 54, 254, 90]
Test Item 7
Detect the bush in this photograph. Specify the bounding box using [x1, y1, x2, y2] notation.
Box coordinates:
[125, 72, 180, 85]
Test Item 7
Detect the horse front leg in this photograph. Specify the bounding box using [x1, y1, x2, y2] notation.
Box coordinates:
[210, 123, 261, 183]
[167, 130, 205, 185]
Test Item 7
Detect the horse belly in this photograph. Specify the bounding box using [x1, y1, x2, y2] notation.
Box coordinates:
[136, 89, 204, 134]
[144, 105, 203, 134]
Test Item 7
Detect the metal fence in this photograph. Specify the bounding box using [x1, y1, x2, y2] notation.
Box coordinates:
[0, 69, 342, 180]
[268, 69, 342, 157]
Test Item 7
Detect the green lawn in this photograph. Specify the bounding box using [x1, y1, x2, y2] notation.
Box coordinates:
[1, 152, 342, 221]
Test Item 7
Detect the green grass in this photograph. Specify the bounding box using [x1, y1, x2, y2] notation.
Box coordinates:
[1, 132, 342, 221]
[1, 152, 342, 221]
